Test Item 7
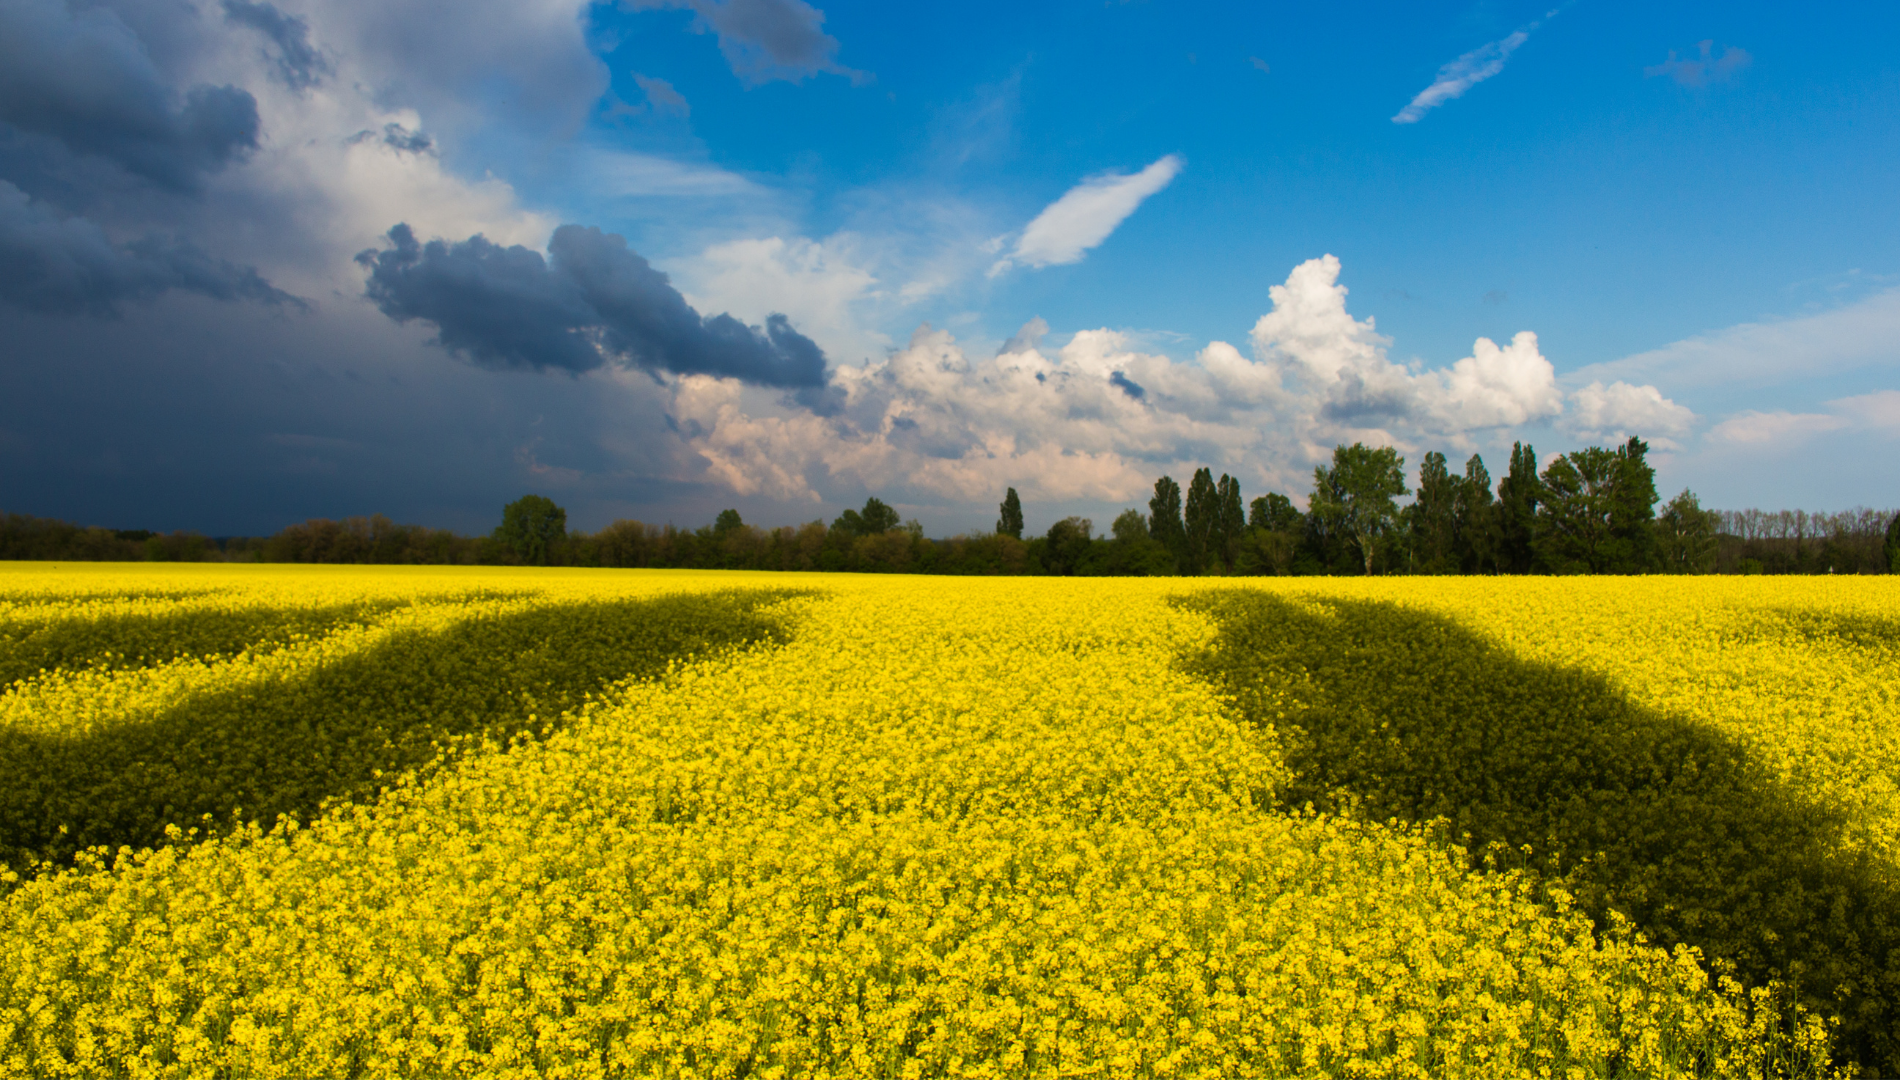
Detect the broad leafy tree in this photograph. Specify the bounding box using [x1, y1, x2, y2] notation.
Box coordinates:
[1041, 516, 1093, 575]
[1148, 476, 1186, 573]
[713, 509, 745, 538]
[1309, 443, 1408, 575]
[1657, 488, 1720, 573]
[1537, 438, 1659, 573]
[1886, 512, 1900, 573]
[996, 487, 1024, 539]
[833, 497, 901, 538]
[495, 494, 567, 566]
[1248, 493, 1302, 533]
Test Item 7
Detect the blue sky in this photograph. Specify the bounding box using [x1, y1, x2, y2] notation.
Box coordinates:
[2, 0, 1896, 535]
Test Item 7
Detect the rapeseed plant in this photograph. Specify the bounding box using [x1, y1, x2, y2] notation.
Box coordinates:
[0, 566, 1878, 1077]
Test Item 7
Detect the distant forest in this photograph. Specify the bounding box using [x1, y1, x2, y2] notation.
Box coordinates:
[6, 439, 1897, 576]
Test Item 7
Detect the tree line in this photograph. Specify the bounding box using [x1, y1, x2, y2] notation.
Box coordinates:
[5, 436, 1897, 574]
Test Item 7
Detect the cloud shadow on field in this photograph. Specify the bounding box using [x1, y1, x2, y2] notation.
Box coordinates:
[0, 598, 413, 689]
[0, 588, 805, 879]
[1179, 591, 1900, 1075]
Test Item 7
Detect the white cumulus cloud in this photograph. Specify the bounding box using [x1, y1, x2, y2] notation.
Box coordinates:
[991, 155, 1182, 274]
[665, 253, 1649, 515]
[1566, 380, 1696, 448]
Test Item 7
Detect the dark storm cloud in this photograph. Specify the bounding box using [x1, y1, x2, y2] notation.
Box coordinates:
[0, 0, 259, 193]
[0, 179, 293, 313]
[223, 0, 333, 91]
[625, 0, 865, 85]
[358, 223, 829, 388]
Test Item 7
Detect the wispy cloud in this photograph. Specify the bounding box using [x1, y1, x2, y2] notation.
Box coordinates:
[990, 155, 1182, 275]
[1645, 41, 1752, 88]
[1392, 12, 1554, 124]
[632, 73, 690, 117]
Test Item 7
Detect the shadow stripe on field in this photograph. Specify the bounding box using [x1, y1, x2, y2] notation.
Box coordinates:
[1179, 591, 1900, 1076]
[0, 588, 805, 877]
[0, 599, 420, 688]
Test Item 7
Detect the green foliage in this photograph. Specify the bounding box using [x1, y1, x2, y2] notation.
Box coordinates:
[1182, 468, 1218, 574]
[1309, 443, 1408, 575]
[834, 497, 901, 539]
[1887, 513, 1900, 573]
[1538, 438, 1660, 574]
[996, 487, 1024, 539]
[1497, 442, 1541, 574]
[1109, 508, 1148, 543]
[1187, 592, 1900, 1073]
[713, 509, 745, 539]
[1214, 474, 1245, 572]
[1248, 493, 1302, 533]
[494, 495, 568, 566]
[1408, 451, 1457, 573]
[1657, 489, 1721, 574]
[1147, 476, 1186, 572]
[0, 590, 801, 874]
[1040, 517, 1094, 576]
[1454, 454, 1497, 574]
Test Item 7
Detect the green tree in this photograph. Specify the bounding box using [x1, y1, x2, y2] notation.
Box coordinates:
[996, 487, 1024, 539]
[1656, 488, 1720, 573]
[1537, 447, 1623, 573]
[1496, 442, 1541, 574]
[1214, 474, 1245, 571]
[1110, 508, 1148, 542]
[1041, 516, 1094, 575]
[1148, 476, 1186, 573]
[1453, 454, 1496, 574]
[1885, 512, 1900, 573]
[495, 494, 567, 566]
[1309, 443, 1408, 575]
[1609, 436, 1660, 572]
[834, 497, 901, 539]
[1248, 493, 1302, 533]
[713, 509, 744, 539]
[1182, 467, 1218, 574]
[1408, 451, 1457, 573]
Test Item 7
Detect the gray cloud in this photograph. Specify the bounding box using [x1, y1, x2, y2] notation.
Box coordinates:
[632, 74, 690, 117]
[0, 179, 292, 313]
[625, 0, 866, 85]
[222, 0, 332, 90]
[1109, 370, 1145, 400]
[1645, 41, 1752, 88]
[358, 223, 829, 387]
[0, 0, 259, 193]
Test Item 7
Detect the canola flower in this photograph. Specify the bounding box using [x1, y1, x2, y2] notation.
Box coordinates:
[0, 565, 1880, 1077]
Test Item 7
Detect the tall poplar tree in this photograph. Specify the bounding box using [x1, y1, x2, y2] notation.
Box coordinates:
[1609, 436, 1660, 572]
[1215, 473, 1245, 571]
[996, 487, 1024, 539]
[1410, 451, 1457, 573]
[1496, 442, 1541, 573]
[1888, 512, 1900, 574]
[1148, 476, 1186, 573]
[1183, 467, 1218, 574]
[1453, 453, 1496, 573]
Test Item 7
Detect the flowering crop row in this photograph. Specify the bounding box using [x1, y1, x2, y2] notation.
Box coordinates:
[0, 566, 1884, 1077]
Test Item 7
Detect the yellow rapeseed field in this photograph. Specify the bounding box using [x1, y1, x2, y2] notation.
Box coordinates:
[1, 564, 1892, 1078]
